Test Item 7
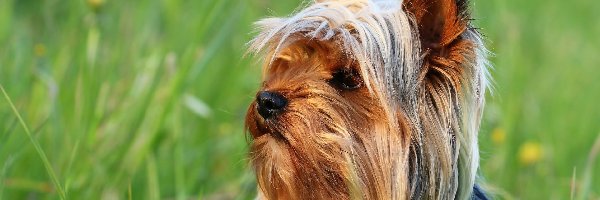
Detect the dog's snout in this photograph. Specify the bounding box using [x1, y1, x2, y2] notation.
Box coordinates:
[256, 91, 287, 119]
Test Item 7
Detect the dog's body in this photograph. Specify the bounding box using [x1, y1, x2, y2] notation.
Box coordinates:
[245, 0, 490, 199]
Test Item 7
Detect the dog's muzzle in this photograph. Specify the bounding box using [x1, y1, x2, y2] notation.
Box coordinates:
[256, 91, 287, 119]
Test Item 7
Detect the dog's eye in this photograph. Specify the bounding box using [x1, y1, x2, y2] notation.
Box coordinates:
[329, 68, 362, 90]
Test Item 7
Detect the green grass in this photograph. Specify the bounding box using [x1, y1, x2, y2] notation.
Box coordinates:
[1, 85, 65, 199]
[0, 0, 598, 199]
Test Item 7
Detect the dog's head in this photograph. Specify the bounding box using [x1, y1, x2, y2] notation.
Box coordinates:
[245, 0, 489, 199]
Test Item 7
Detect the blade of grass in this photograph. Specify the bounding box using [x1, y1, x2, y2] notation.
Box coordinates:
[128, 182, 133, 200]
[146, 154, 160, 200]
[576, 133, 600, 200]
[2, 178, 53, 193]
[570, 167, 576, 200]
[172, 106, 187, 200]
[64, 140, 80, 196]
[0, 85, 66, 200]
[0, 156, 15, 200]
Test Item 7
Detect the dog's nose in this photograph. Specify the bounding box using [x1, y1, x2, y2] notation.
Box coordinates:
[256, 91, 287, 119]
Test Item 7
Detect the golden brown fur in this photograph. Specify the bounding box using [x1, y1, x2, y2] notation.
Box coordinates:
[245, 0, 489, 199]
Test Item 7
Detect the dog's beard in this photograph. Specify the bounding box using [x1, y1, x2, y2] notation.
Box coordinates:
[247, 105, 354, 199]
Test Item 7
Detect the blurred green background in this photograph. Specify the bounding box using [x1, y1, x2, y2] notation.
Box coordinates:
[0, 0, 598, 199]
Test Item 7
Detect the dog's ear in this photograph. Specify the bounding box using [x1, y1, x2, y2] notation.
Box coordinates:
[403, 0, 474, 91]
[403, 0, 470, 48]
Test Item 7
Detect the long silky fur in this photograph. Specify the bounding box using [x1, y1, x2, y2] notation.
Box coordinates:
[246, 0, 490, 199]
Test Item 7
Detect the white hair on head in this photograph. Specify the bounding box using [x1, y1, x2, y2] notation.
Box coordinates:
[248, 0, 490, 199]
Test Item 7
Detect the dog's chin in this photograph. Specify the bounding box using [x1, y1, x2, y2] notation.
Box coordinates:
[248, 123, 353, 199]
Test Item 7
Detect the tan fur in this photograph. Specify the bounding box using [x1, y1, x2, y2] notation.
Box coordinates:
[245, 0, 489, 199]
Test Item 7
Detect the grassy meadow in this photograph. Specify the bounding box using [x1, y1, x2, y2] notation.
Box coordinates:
[0, 0, 599, 199]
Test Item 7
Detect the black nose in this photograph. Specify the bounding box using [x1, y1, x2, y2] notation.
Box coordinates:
[256, 91, 287, 119]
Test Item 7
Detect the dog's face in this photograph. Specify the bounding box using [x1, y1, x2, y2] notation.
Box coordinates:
[246, 40, 399, 199]
[246, 0, 488, 199]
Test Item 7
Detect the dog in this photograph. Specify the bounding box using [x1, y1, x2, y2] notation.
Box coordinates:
[245, 0, 490, 199]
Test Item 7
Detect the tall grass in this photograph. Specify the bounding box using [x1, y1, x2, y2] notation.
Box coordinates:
[1, 85, 65, 199]
[0, 0, 598, 199]
[476, 0, 600, 199]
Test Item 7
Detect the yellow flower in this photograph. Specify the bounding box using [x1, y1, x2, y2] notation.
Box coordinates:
[519, 142, 542, 166]
[491, 127, 506, 145]
[34, 43, 46, 57]
[88, 0, 104, 10]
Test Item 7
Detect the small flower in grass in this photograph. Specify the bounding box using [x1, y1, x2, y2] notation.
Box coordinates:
[88, 0, 104, 10]
[491, 127, 506, 145]
[519, 141, 542, 166]
[34, 43, 46, 57]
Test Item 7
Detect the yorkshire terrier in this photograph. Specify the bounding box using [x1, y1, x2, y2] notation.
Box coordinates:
[245, 0, 490, 199]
